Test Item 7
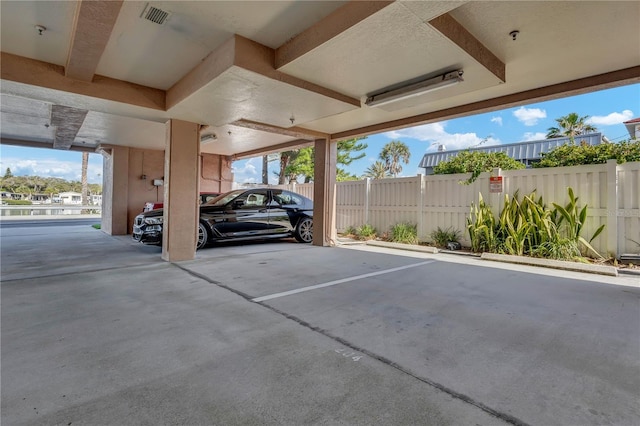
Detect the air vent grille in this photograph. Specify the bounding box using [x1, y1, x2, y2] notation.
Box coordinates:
[141, 4, 170, 25]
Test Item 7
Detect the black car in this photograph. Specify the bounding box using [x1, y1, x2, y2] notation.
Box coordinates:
[133, 188, 313, 249]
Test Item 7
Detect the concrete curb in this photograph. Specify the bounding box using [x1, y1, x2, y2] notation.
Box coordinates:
[362, 241, 621, 277]
[366, 240, 439, 254]
[480, 253, 618, 277]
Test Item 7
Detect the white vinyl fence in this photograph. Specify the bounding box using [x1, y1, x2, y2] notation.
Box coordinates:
[275, 160, 639, 257]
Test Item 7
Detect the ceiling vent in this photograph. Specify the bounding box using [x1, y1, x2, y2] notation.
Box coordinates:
[140, 3, 170, 25]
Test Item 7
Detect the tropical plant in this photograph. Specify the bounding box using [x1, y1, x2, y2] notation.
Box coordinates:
[430, 226, 461, 248]
[356, 224, 377, 240]
[380, 140, 410, 177]
[546, 112, 597, 142]
[552, 188, 605, 258]
[363, 161, 390, 179]
[389, 222, 418, 244]
[467, 193, 499, 253]
[432, 150, 525, 184]
[497, 191, 556, 256]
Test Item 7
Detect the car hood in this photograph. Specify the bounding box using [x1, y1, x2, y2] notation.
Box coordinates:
[139, 204, 229, 219]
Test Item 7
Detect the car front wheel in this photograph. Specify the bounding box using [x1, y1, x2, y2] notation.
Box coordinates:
[294, 217, 313, 243]
[197, 222, 209, 250]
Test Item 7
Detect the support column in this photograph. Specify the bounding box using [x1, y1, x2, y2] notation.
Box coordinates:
[162, 119, 200, 262]
[313, 137, 337, 246]
[100, 145, 129, 235]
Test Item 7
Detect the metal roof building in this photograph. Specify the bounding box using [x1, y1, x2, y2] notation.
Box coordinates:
[419, 132, 603, 175]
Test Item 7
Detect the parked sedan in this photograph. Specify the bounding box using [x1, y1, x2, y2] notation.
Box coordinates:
[133, 188, 313, 249]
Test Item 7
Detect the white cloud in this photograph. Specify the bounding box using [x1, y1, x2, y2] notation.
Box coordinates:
[0, 157, 103, 183]
[513, 107, 546, 126]
[587, 110, 634, 126]
[383, 123, 501, 151]
[522, 132, 547, 142]
[231, 158, 259, 183]
[491, 116, 503, 126]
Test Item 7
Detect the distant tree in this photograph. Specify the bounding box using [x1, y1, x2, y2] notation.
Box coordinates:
[546, 113, 597, 143]
[433, 150, 525, 184]
[277, 137, 367, 184]
[363, 161, 390, 179]
[4, 168, 13, 178]
[380, 140, 411, 177]
[285, 147, 314, 183]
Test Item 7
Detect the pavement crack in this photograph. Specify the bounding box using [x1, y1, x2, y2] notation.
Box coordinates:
[172, 262, 530, 426]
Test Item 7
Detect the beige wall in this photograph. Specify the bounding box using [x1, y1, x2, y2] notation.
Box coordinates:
[127, 148, 165, 233]
[200, 153, 234, 194]
[101, 146, 129, 235]
[101, 146, 233, 236]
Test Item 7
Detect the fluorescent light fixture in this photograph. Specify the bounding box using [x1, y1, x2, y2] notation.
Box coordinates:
[365, 70, 464, 107]
[200, 133, 217, 143]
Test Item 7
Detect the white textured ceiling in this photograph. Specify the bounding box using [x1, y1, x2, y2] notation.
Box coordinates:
[1, 0, 638, 155]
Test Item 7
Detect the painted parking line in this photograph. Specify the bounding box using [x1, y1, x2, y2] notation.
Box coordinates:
[252, 260, 436, 302]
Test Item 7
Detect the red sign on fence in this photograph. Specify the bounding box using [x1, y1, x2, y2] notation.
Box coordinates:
[489, 176, 503, 193]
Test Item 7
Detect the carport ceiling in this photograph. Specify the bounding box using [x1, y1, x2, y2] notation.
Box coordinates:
[1, 1, 639, 156]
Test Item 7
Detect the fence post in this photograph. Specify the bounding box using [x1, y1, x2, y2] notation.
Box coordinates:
[417, 174, 425, 241]
[364, 178, 370, 225]
[606, 159, 618, 257]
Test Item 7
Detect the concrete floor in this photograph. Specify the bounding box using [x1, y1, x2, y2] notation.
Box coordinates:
[1, 222, 639, 425]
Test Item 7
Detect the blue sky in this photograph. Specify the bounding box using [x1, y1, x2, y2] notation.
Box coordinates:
[1, 84, 638, 185]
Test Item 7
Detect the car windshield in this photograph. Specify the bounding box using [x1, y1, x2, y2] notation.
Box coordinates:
[205, 190, 246, 207]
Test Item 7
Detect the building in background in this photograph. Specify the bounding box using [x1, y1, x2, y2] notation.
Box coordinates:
[623, 118, 640, 140]
[419, 132, 603, 175]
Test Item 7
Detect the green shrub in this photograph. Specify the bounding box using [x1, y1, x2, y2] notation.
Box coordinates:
[390, 222, 418, 244]
[356, 224, 377, 240]
[534, 140, 640, 168]
[433, 150, 525, 184]
[430, 226, 461, 247]
[343, 226, 357, 237]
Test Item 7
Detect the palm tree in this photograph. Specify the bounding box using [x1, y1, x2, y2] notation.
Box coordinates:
[363, 161, 390, 179]
[380, 140, 411, 177]
[546, 113, 597, 143]
[81, 152, 89, 205]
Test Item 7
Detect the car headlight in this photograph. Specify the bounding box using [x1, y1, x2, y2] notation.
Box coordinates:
[144, 217, 163, 225]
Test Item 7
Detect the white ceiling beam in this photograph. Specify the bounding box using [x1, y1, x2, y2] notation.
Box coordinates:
[167, 35, 360, 111]
[428, 12, 505, 83]
[232, 118, 329, 141]
[66, 0, 124, 82]
[50, 105, 88, 150]
[1, 137, 95, 153]
[1, 52, 166, 111]
[275, 0, 395, 69]
[232, 139, 315, 161]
